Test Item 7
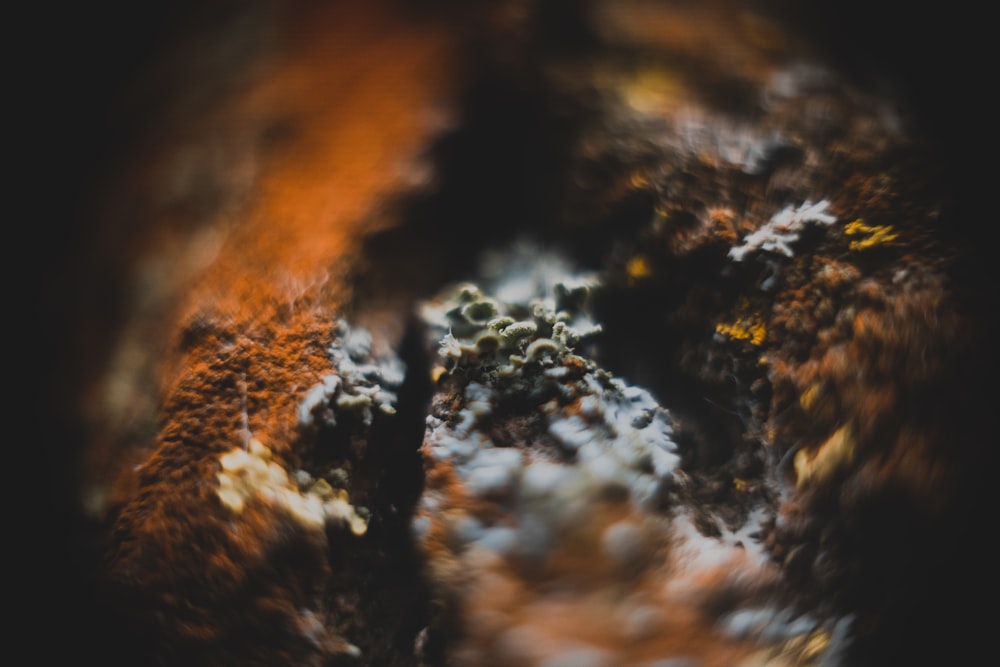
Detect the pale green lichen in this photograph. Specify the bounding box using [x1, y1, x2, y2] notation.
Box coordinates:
[499, 320, 538, 344]
[524, 337, 561, 362]
[421, 261, 602, 382]
[461, 299, 500, 324]
[417, 247, 680, 518]
[488, 316, 517, 332]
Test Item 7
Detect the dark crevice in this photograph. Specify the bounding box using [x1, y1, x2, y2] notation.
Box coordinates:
[345, 3, 603, 319]
[591, 247, 756, 469]
[301, 315, 435, 666]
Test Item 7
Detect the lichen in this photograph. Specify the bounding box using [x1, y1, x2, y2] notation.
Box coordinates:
[715, 317, 767, 346]
[728, 200, 837, 261]
[844, 218, 898, 251]
[298, 318, 404, 428]
[217, 438, 368, 535]
[626, 255, 652, 283]
[793, 424, 856, 489]
[420, 251, 603, 386]
[415, 245, 682, 573]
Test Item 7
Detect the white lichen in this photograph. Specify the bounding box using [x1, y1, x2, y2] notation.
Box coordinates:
[728, 200, 837, 261]
[299, 319, 403, 428]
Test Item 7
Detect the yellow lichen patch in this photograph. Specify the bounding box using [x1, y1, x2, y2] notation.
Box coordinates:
[217, 438, 368, 535]
[619, 63, 685, 114]
[794, 424, 856, 489]
[737, 627, 831, 666]
[844, 218, 898, 251]
[716, 316, 766, 346]
[217, 438, 284, 514]
[626, 255, 652, 282]
[798, 628, 833, 661]
[629, 171, 650, 189]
